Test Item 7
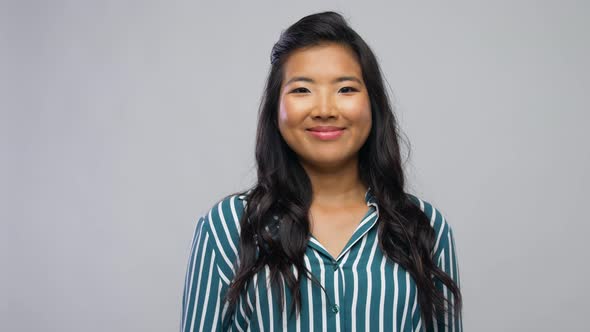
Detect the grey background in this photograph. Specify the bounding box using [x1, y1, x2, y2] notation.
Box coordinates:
[2, 1, 589, 331]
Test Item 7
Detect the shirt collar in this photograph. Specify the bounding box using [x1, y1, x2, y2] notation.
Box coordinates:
[238, 186, 380, 261]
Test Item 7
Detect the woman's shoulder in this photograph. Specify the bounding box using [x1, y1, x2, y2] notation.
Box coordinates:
[406, 193, 442, 219]
[193, 191, 248, 278]
[198, 191, 248, 236]
[406, 192, 455, 258]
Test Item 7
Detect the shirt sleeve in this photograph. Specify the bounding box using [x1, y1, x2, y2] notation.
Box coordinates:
[429, 215, 463, 332]
[180, 215, 232, 332]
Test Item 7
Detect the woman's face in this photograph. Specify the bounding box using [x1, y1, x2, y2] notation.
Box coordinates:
[278, 42, 372, 170]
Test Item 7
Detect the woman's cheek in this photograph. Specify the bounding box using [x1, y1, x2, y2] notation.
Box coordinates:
[280, 101, 307, 127]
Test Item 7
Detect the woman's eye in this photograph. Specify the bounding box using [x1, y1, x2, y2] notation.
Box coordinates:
[291, 87, 309, 93]
[339, 86, 358, 93]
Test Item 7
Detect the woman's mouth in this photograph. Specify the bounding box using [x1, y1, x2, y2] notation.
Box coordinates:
[306, 127, 345, 140]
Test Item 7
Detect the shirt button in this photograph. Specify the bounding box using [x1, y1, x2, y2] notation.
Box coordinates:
[332, 263, 339, 271]
[331, 304, 339, 313]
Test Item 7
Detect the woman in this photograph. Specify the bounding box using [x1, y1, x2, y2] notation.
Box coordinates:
[181, 11, 463, 332]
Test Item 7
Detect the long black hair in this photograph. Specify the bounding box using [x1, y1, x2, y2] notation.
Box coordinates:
[223, 10, 462, 330]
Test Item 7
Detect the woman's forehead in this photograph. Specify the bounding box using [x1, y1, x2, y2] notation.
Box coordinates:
[282, 44, 363, 85]
[285, 43, 359, 69]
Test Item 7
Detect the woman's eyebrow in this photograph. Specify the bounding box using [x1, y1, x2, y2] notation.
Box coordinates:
[284, 76, 362, 86]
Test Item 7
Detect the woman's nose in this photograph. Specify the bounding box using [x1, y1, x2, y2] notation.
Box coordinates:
[311, 93, 338, 118]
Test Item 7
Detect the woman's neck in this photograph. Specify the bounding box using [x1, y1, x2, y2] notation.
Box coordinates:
[299, 157, 367, 208]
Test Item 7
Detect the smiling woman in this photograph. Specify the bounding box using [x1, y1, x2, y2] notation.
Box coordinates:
[181, 10, 463, 332]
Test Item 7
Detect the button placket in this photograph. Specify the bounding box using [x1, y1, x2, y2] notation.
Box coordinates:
[331, 260, 341, 316]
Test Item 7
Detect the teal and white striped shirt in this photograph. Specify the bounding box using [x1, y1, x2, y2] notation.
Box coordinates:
[181, 189, 462, 331]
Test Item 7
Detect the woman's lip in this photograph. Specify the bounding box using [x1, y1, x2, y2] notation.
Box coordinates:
[306, 128, 345, 140]
[307, 127, 345, 132]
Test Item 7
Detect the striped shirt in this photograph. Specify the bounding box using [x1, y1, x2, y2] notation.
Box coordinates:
[181, 188, 462, 331]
